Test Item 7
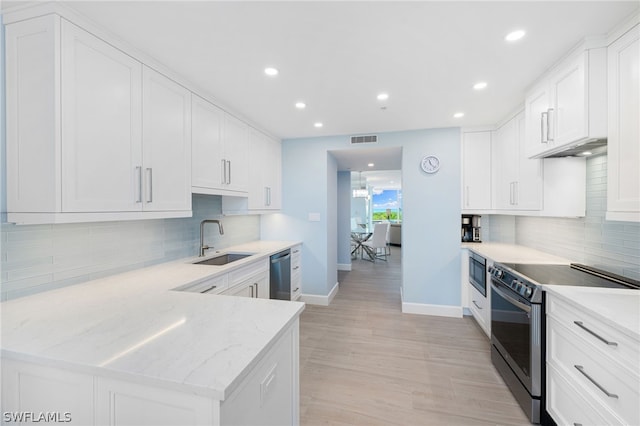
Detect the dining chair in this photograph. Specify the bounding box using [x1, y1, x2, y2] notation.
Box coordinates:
[361, 222, 390, 261]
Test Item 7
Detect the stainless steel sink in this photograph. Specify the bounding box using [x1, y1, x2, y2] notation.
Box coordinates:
[193, 253, 254, 266]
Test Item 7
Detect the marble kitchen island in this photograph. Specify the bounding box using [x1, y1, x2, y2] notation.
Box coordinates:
[1, 241, 304, 425]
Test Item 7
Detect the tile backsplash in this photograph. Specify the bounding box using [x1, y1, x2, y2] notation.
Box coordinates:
[0, 195, 260, 301]
[488, 154, 640, 280]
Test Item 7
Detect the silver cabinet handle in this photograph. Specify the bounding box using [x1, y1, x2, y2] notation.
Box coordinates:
[268, 187, 271, 206]
[221, 159, 227, 184]
[254, 283, 258, 298]
[294, 287, 299, 292]
[146, 168, 153, 203]
[540, 112, 547, 143]
[135, 166, 142, 203]
[249, 283, 254, 298]
[293, 250, 300, 254]
[574, 365, 618, 399]
[472, 300, 482, 310]
[573, 321, 618, 346]
[265, 187, 269, 206]
[574, 423, 583, 426]
[200, 285, 217, 294]
[547, 108, 554, 141]
[227, 160, 231, 185]
[293, 266, 300, 270]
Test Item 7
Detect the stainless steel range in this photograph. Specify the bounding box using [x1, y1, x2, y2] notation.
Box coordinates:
[488, 263, 640, 424]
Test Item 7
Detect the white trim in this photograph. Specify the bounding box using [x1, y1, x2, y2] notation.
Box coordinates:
[337, 263, 351, 271]
[606, 211, 640, 222]
[401, 302, 463, 318]
[300, 282, 339, 306]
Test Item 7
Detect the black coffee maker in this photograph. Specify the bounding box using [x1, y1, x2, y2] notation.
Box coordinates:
[461, 215, 481, 242]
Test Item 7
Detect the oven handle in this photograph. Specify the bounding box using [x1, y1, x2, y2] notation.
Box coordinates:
[491, 280, 531, 313]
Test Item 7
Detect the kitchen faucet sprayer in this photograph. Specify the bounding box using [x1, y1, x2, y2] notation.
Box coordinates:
[199, 219, 224, 257]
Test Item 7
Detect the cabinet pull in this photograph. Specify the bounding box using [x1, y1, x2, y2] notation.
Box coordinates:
[249, 283, 254, 298]
[200, 285, 217, 294]
[294, 287, 299, 292]
[265, 187, 269, 206]
[221, 159, 227, 184]
[573, 321, 618, 346]
[472, 300, 482, 310]
[146, 168, 153, 203]
[547, 108, 554, 142]
[293, 250, 299, 254]
[227, 160, 232, 185]
[514, 181, 518, 205]
[574, 365, 618, 399]
[541, 111, 548, 143]
[293, 266, 300, 270]
[135, 166, 142, 203]
[268, 187, 271, 206]
[509, 182, 514, 205]
[254, 283, 258, 298]
[574, 423, 583, 426]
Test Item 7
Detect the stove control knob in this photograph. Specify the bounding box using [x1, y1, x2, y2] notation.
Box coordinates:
[488, 266, 494, 274]
[525, 287, 533, 298]
[495, 270, 503, 279]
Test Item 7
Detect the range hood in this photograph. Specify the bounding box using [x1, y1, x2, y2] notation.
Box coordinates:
[534, 138, 607, 158]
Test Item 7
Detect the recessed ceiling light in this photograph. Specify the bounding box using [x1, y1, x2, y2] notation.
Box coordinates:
[264, 67, 279, 76]
[377, 93, 389, 101]
[505, 30, 526, 42]
[453, 112, 465, 118]
[295, 102, 306, 109]
[314, 122, 323, 128]
[473, 82, 488, 90]
[368, 163, 375, 167]
[581, 151, 593, 156]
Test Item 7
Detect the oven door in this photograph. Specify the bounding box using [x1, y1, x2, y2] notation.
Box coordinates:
[490, 279, 541, 397]
[468, 252, 486, 296]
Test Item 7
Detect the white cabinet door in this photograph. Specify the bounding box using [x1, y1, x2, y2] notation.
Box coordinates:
[461, 131, 492, 210]
[1, 359, 94, 425]
[515, 112, 543, 210]
[191, 94, 225, 191]
[142, 66, 191, 211]
[550, 53, 586, 145]
[224, 113, 250, 193]
[492, 119, 519, 210]
[525, 83, 552, 158]
[607, 24, 640, 221]
[95, 377, 214, 426]
[61, 19, 143, 212]
[248, 129, 282, 210]
[5, 15, 61, 214]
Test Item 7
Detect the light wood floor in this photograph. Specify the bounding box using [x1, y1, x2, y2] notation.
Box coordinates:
[299, 246, 530, 425]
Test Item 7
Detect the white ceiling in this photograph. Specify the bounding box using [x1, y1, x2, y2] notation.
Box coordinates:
[15, 0, 636, 142]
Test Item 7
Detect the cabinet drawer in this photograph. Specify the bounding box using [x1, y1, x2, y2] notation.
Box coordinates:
[547, 317, 640, 425]
[547, 295, 639, 376]
[175, 274, 228, 294]
[468, 283, 490, 337]
[291, 246, 301, 265]
[228, 258, 269, 286]
[547, 362, 622, 426]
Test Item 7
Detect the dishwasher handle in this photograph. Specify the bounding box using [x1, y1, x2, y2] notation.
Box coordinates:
[271, 250, 291, 263]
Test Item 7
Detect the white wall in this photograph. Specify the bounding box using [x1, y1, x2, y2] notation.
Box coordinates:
[488, 154, 640, 280]
[262, 127, 462, 309]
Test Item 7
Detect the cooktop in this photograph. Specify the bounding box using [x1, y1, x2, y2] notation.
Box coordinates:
[497, 263, 640, 290]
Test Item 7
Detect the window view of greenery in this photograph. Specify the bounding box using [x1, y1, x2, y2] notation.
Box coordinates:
[372, 190, 402, 222]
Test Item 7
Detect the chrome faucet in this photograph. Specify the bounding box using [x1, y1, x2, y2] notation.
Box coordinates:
[199, 219, 224, 257]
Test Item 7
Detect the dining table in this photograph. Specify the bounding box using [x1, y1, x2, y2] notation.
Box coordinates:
[350, 229, 372, 258]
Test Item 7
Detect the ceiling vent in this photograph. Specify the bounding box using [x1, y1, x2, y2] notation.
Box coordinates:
[350, 135, 378, 144]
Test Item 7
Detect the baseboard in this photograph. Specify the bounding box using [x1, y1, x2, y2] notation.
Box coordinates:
[337, 263, 351, 271]
[401, 301, 463, 318]
[300, 282, 339, 306]
[462, 307, 472, 316]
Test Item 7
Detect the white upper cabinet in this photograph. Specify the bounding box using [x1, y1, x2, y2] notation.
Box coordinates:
[461, 130, 492, 211]
[607, 23, 640, 222]
[248, 128, 282, 211]
[525, 42, 607, 158]
[142, 66, 192, 212]
[493, 111, 543, 211]
[191, 95, 249, 196]
[60, 20, 143, 213]
[6, 15, 192, 224]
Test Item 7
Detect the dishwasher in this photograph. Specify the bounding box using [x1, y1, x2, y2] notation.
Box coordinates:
[270, 249, 291, 300]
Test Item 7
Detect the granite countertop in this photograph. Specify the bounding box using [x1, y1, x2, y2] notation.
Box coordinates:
[545, 285, 640, 338]
[461, 242, 571, 264]
[0, 240, 304, 400]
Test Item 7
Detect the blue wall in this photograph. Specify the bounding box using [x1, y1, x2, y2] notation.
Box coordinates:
[336, 171, 352, 266]
[262, 127, 462, 307]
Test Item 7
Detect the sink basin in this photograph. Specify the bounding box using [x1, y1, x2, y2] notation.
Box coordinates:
[193, 253, 254, 266]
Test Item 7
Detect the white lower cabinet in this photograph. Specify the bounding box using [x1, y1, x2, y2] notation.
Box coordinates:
[546, 293, 640, 425]
[221, 327, 297, 426]
[223, 258, 270, 299]
[467, 279, 490, 338]
[1, 321, 300, 426]
[291, 245, 302, 301]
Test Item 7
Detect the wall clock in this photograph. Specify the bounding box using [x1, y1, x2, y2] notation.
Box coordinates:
[420, 155, 440, 174]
